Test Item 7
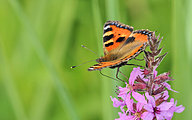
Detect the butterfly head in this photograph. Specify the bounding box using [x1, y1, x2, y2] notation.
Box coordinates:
[96, 58, 102, 63]
[96, 57, 106, 63]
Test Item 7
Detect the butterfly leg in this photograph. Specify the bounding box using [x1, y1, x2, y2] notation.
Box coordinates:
[134, 57, 144, 61]
[118, 69, 128, 80]
[116, 67, 126, 82]
[99, 70, 121, 82]
[126, 64, 144, 68]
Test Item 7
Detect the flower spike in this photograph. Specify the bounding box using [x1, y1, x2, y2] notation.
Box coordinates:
[110, 33, 185, 120]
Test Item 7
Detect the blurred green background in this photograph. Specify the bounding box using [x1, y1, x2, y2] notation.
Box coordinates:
[0, 0, 191, 120]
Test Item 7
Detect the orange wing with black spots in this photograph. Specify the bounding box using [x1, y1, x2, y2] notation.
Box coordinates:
[88, 21, 154, 71]
[117, 29, 153, 60]
[103, 21, 133, 55]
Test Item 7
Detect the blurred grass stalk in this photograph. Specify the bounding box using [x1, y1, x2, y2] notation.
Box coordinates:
[92, 0, 122, 119]
[185, 0, 192, 118]
[91, 0, 113, 120]
[186, 0, 192, 59]
[172, 0, 191, 119]
[7, 0, 79, 120]
[0, 43, 28, 120]
[105, 0, 123, 119]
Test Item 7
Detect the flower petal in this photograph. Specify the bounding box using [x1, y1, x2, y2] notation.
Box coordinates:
[136, 102, 144, 112]
[141, 112, 148, 119]
[170, 98, 174, 103]
[129, 67, 142, 85]
[119, 106, 124, 114]
[115, 112, 134, 120]
[155, 90, 169, 100]
[125, 92, 132, 111]
[143, 78, 149, 82]
[158, 102, 174, 111]
[127, 99, 134, 113]
[144, 104, 154, 112]
[156, 113, 164, 120]
[118, 86, 130, 97]
[163, 83, 179, 93]
[115, 112, 126, 120]
[167, 98, 185, 113]
[110, 96, 125, 107]
[174, 105, 185, 113]
[143, 112, 154, 120]
[163, 90, 169, 100]
[161, 111, 173, 118]
[153, 68, 158, 77]
[145, 92, 155, 107]
[132, 91, 147, 104]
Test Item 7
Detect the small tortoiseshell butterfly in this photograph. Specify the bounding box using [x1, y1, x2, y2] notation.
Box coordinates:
[87, 20, 154, 71]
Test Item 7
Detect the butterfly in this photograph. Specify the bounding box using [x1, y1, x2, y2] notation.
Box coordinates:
[88, 21, 154, 72]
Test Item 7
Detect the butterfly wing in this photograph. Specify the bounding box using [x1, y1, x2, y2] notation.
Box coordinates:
[88, 29, 154, 71]
[103, 21, 133, 55]
[116, 30, 154, 61]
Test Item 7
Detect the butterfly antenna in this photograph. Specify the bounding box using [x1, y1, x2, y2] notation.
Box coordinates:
[71, 59, 96, 69]
[81, 45, 100, 57]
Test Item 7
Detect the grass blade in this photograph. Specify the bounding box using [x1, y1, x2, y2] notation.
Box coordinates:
[171, 0, 191, 119]
[7, 0, 79, 119]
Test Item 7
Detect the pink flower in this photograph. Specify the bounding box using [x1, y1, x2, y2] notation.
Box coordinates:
[115, 98, 148, 120]
[128, 99, 147, 120]
[111, 67, 185, 120]
[117, 67, 147, 106]
[110, 95, 126, 108]
[162, 82, 178, 93]
[169, 98, 185, 113]
[164, 98, 185, 120]
[154, 90, 169, 100]
[154, 71, 173, 84]
[115, 108, 133, 120]
[144, 92, 174, 120]
[110, 32, 185, 120]
[153, 70, 178, 93]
